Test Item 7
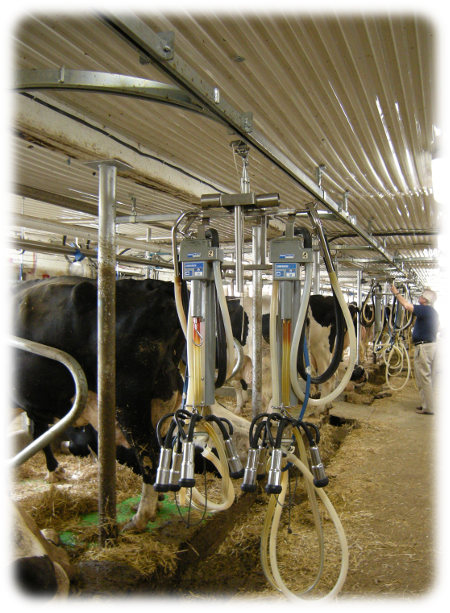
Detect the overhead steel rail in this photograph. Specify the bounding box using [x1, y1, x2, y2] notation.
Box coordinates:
[14, 20, 424, 280]
[14, 69, 221, 122]
[10, 237, 174, 269]
[94, 12, 409, 275]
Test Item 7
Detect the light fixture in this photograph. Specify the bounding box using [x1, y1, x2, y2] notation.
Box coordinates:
[432, 156, 448, 204]
[431, 125, 447, 205]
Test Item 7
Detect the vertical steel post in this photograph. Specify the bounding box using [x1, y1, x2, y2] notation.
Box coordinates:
[87, 159, 131, 546]
[252, 221, 263, 419]
[356, 270, 362, 366]
[97, 162, 118, 545]
[313, 239, 321, 294]
[235, 205, 243, 294]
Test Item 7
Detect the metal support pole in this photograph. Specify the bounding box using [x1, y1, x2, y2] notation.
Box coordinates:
[87, 159, 131, 546]
[313, 240, 321, 294]
[356, 270, 362, 365]
[235, 205, 243, 294]
[98, 162, 118, 545]
[252, 221, 263, 420]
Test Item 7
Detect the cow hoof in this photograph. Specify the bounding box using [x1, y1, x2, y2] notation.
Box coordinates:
[122, 517, 149, 532]
[46, 467, 67, 483]
[60, 441, 71, 455]
[121, 520, 141, 533]
[41, 529, 61, 546]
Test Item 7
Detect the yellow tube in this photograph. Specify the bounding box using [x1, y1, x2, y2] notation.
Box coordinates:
[192, 317, 204, 407]
[186, 308, 194, 409]
[213, 261, 235, 380]
[270, 281, 280, 408]
[188, 422, 234, 513]
[174, 275, 187, 337]
[260, 431, 325, 596]
[291, 270, 357, 407]
[269, 451, 349, 601]
[281, 319, 291, 407]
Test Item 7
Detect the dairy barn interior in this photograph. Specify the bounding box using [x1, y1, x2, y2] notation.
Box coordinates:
[5, 7, 449, 607]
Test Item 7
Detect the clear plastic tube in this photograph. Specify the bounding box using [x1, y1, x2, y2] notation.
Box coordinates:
[174, 275, 187, 337]
[192, 317, 204, 406]
[269, 451, 349, 601]
[386, 342, 411, 391]
[213, 260, 235, 380]
[186, 305, 194, 409]
[260, 431, 325, 595]
[281, 319, 291, 407]
[270, 280, 280, 408]
[184, 421, 234, 512]
[291, 269, 357, 407]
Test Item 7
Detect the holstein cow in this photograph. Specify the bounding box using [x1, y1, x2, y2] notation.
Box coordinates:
[57, 422, 221, 477]
[11, 276, 185, 531]
[299, 296, 366, 401]
[225, 295, 273, 414]
[256, 294, 365, 410]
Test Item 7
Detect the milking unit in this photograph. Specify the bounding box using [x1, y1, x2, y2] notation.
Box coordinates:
[153, 147, 358, 600]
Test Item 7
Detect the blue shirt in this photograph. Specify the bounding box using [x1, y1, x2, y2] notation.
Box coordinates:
[412, 304, 440, 343]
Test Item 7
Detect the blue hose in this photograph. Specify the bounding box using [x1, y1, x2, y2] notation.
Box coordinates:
[299, 336, 311, 421]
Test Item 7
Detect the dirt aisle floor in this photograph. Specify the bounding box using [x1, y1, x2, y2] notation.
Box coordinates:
[9, 375, 445, 606]
[327, 380, 438, 600]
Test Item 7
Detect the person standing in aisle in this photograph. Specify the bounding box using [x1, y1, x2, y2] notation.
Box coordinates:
[390, 285, 439, 414]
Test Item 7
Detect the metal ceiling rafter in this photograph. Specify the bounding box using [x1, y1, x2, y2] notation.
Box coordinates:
[96, 12, 411, 276]
[14, 69, 220, 122]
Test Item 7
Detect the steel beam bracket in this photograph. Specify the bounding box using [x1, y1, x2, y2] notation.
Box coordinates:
[200, 192, 280, 211]
[139, 31, 175, 63]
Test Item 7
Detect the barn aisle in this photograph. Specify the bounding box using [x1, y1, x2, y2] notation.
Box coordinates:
[327, 379, 437, 600]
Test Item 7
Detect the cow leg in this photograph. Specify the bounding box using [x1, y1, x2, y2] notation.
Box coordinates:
[230, 379, 245, 414]
[32, 421, 66, 482]
[125, 483, 160, 531]
[117, 391, 181, 531]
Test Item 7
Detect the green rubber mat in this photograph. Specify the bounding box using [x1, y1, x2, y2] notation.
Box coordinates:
[59, 495, 200, 546]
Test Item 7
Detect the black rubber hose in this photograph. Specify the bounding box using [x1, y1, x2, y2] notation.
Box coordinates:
[303, 421, 320, 444]
[274, 418, 290, 449]
[296, 421, 316, 447]
[249, 412, 274, 447]
[294, 225, 312, 248]
[297, 291, 346, 385]
[217, 417, 234, 437]
[156, 412, 175, 447]
[250, 420, 268, 449]
[162, 418, 180, 450]
[186, 412, 203, 442]
[205, 228, 227, 389]
[174, 408, 193, 441]
[204, 414, 230, 440]
[360, 282, 376, 327]
[205, 228, 220, 248]
[265, 414, 284, 448]
[214, 286, 227, 389]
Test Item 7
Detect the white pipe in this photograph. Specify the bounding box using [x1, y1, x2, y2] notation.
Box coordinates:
[290, 270, 357, 407]
[269, 452, 349, 601]
[260, 432, 325, 595]
[270, 280, 280, 408]
[185, 301, 195, 408]
[184, 422, 234, 512]
[174, 276, 187, 337]
[213, 260, 235, 380]
[289, 263, 312, 400]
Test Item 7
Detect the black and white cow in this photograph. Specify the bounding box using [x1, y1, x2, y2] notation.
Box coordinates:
[237, 294, 366, 412]
[294, 295, 366, 400]
[11, 276, 185, 531]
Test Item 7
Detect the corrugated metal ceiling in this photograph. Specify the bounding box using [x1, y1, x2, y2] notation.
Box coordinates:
[9, 10, 443, 290]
